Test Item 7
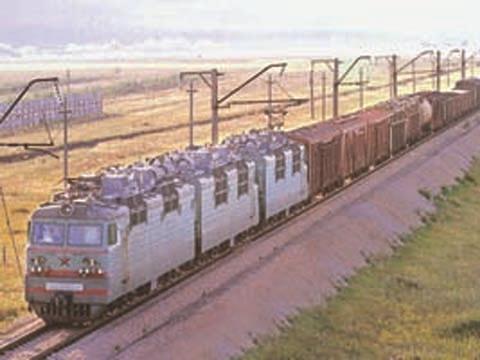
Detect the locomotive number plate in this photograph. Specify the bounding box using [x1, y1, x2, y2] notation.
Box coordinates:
[46, 282, 84, 292]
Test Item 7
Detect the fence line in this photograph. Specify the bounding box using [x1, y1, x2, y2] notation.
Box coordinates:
[0, 92, 103, 133]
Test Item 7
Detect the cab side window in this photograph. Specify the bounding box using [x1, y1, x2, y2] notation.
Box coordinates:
[108, 224, 118, 246]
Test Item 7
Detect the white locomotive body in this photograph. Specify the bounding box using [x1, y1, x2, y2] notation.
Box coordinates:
[25, 130, 308, 323]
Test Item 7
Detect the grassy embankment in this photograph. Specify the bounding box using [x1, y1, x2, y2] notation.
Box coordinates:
[243, 161, 480, 359]
[0, 62, 465, 331]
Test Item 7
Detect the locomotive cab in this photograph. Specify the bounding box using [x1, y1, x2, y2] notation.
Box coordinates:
[25, 200, 121, 324]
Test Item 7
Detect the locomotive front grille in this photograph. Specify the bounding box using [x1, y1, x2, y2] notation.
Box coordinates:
[38, 294, 91, 321]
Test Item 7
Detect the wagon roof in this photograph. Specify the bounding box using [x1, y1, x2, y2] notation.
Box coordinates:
[449, 89, 471, 95]
[417, 91, 457, 101]
[354, 107, 393, 123]
[456, 78, 480, 86]
[287, 121, 342, 144]
[334, 113, 367, 130]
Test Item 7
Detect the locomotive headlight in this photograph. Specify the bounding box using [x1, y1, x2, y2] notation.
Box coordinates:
[29, 265, 44, 274]
[30, 256, 47, 272]
[78, 258, 103, 277]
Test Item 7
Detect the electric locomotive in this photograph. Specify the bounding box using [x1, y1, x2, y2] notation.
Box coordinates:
[25, 130, 308, 324]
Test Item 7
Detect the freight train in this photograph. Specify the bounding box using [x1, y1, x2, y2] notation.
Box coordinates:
[25, 78, 480, 324]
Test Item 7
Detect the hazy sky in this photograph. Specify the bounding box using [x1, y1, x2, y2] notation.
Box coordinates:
[1, 0, 477, 45]
[0, 0, 477, 60]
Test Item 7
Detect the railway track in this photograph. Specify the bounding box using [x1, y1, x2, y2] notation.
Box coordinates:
[1, 327, 80, 360]
[1, 110, 478, 359]
[0, 318, 46, 355]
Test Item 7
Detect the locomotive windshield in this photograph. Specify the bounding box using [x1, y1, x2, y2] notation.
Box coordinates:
[67, 224, 103, 247]
[30, 222, 104, 247]
[32, 222, 65, 245]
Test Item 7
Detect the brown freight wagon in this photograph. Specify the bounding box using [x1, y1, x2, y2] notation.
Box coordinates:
[436, 90, 473, 126]
[421, 92, 451, 131]
[455, 78, 480, 107]
[402, 98, 422, 144]
[355, 107, 392, 165]
[447, 89, 475, 120]
[375, 100, 408, 154]
[334, 114, 369, 179]
[287, 122, 343, 196]
[393, 94, 433, 144]
[422, 90, 474, 130]
[417, 95, 434, 135]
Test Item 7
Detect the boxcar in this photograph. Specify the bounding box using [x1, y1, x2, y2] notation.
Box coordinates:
[375, 100, 408, 154]
[356, 108, 392, 165]
[455, 78, 480, 107]
[420, 92, 451, 131]
[405, 96, 425, 144]
[422, 90, 475, 130]
[287, 122, 343, 196]
[335, 114, 369, 179]
[447, 89, 475, 120]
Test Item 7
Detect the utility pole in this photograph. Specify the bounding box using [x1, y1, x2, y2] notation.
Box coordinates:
[436, 50, 442, 92]
[333, 58, 340, 118]
[431, 58, 436, 89]
[359, 68, 365, 110]
[66, 69, 71, 94]
[267, 74, 274, 128]
[375, 55, 398, 99]
[210, 69, 219, 145]
[412, 62, 416, 93]
[309, 58, 336, 120]
[394, 50, 435, 96]
[180, 63, 288, 144]
[179, 69, 223, 145]
[321, 72, 327, 121]
[60, 98, 71, 191]
[309, 68, 315, 119]
[392, 55, 398, 98]
[461, 49, 467, 80]
[472, 55, 476, 77]
[388, 62, 393, 99]
[445, 49, 461, 88]
[333, 55, 371, 118]
[446, 58, 451, 87]
[186, 80, 197, 149]
[55, 81, 71, 191]
[65, 79, 69, 191]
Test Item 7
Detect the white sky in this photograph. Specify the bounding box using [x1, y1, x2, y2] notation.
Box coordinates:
[0, 0, 478, 61]
[2, 0, 479, 41]
[127, 0, 477, 35]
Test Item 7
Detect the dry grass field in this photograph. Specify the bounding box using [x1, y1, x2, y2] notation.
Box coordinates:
[0, 57, 470, 330]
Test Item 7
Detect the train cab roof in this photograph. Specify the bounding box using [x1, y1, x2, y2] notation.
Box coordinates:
[31, 199, 124, 222]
